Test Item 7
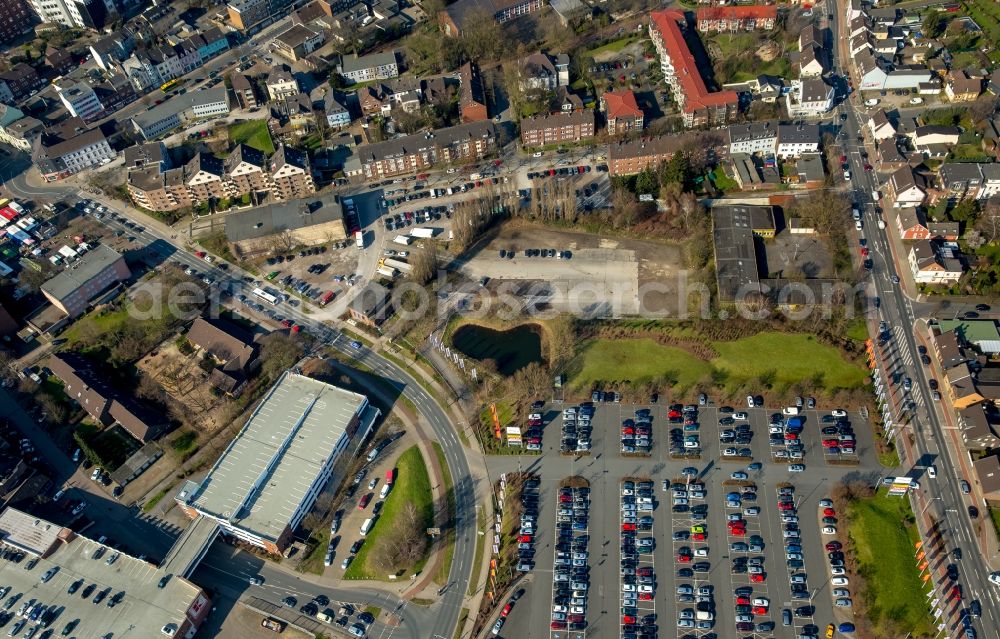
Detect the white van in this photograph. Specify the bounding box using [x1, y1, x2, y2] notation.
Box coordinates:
[927, 465, 937, 479]
[864, 98, 879, 106]
[360, 518, 374, 536]
[782, 406, 800, 416]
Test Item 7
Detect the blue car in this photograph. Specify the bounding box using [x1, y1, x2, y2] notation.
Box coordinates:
[839, 623, 856, 633]
[350, 341, 362, 349]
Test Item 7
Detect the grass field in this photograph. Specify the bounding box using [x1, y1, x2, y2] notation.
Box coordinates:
[344, 446, 433, 580]
[228, 120, 275, 155]
[847, 490, 933, 637]
[585, 35, 639, 58]
[433, 442, 455, 586]
[569, 332, 867, 393]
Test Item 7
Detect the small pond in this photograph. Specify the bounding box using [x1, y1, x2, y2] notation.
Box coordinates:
[450, 323, 545, 376]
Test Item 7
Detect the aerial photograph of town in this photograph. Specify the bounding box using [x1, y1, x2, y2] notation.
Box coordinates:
[0, 0, 997, 637]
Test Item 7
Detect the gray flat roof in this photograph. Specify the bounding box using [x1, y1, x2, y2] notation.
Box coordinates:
[0, 508, 66, 556]
[132, 86, 229, 130]
[340, 50, 397, 74]
[225, 193, 343, 243]
[712, 206, 762, 302]
[40, 244, 123, 302]
[182, 372, 368, 542]
[0, 518, 203, 638]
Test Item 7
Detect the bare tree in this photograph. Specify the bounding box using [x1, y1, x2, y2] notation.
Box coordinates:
[408, 243, 438, 285]
[975, 200, 1000, 244]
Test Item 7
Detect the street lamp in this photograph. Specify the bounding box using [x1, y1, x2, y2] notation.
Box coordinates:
[918, 496, 941, 518]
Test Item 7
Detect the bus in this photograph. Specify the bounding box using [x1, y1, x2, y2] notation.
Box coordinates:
[319, 291, 335, 306]
[160, 79, 181, 92]
[252, 287, 279, 305]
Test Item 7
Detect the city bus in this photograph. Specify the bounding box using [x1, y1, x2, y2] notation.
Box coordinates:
[252, 287, 279, 305]
[160, 79, 180, 92]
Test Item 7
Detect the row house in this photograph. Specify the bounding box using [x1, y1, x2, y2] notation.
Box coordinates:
[886, 165, 929, 208]
[459, 61, 489, 123]
[726, 121, 821, 159]
[935, 163, 1000, 203]
[695, 5, 777, 33]
[0, 63, 44, 103]
[359, 121, 497, 180]
[127, 143, 314, 211]
[520, 110, 595, 147]
[606, 134, 711, 176]
[650, 9, 739, 128]
[868, 109, 896, 141]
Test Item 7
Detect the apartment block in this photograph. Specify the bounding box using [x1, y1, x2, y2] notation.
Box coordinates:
[520, 110, 595, 147]
[359, 121, 497, 180]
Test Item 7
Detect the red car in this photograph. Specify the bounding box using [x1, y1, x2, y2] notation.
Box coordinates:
[358, 493, 373, 509]
[559, 494, 572, 503]
[750, 573, 765, 583]
[951, 585, 962, 600]
[784, 433, 798, 441]
[568, 614, 584, 623]
[822, 439, 839, 447]
[823, 508, 836, 517]
[501, 603, 512, 618]
[291, 325, 300, 334]
[622, 427, 635, 435]
[864, 164, 873, 171]
[281, 319, 293, 328]
[778, 502, 794, 511]
[637, 567, 653, 576]
[622, 523, 636, 531]
[839, 155, 847, 163]
[623, 615, 636, 624]
[825, 541, 842, 551]
[692, 532, 706, 541]
[194, 251, 206, 258]
[677, 553, 692, 562]
[551, 621, 567, 630]
[736, 596, 750, 605]
[860, 247, 870, 257]
[668, 410, 681, 419]
[518, 534, 532, 543]
[730, 528, 747, 537]
[752, 606, 768, 615]
[639, 593, 653, 601]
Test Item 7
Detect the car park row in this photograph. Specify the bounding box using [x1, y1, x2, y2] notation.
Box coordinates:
[560, 405, 592, 455]
[549, 482, 591, 635]
[622, 407, 653, 456]
[620, 479, 657, 639]
[725, 473, 775, 636]
[670, 466, 715, 637]
[667, 404, 700, 457]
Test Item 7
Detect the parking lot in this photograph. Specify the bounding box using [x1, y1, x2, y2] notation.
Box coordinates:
[489, 398, 881, 639]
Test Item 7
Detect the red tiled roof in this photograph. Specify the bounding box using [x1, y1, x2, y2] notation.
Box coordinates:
[650, 9, 739, 114]
[695, 5, 778, 22]
[603, 90, 643, 120]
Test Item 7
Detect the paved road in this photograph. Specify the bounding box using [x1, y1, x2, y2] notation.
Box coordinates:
[833, 0, 1000, 636]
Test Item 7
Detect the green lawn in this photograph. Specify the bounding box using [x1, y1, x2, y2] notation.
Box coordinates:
[847, 490, 934, 637]
[569, 338, 712, 392]
[344, 446, 433, 580]
[569, 332, 867, 393]
[585, 35, 640, 58]
[228, 120, 275, 155]
[712, 333, 868, 390]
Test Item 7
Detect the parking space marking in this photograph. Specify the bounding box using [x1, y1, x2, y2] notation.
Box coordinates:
[722, 477, 774, 637]
[620, 479, 656, 639]
[775, 484, 816, 638]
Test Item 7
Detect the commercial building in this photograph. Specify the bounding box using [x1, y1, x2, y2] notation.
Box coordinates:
[130, 87, 230, 140]
[0, 507, 211, 637]
[55, 82, 105, 121]
[227, 0, 293, 33]
[602, 90, 643, 136]
[225, 192, 345, 256]
[177, 371, 380, 553]
[359, 120, 497, 180]
[712, 205, 767, 302]
[272, 23, 325, 61]
[650, 9, 739, 128]
[695, 5, 777, 32]
[28, 0, 112, 30]
[40, 244, 130, 318]
[337, 51, 399, 83]
[349, 282, 393, 327]
[31, 118, 115, 182]
[439, 0, 543, 36]
[0, 63, 43, 103]
[0, 115, 43, 152]
[50, 352, 168, 443]
[520, 110, 595, 147]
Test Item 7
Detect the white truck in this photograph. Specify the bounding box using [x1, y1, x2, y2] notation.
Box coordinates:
[382, 258, 412, 274]
[411, 227, 439, 239]
[393, 235, 413, 246]
[377, 266, 397, 279]
[355, 230, 363, 248]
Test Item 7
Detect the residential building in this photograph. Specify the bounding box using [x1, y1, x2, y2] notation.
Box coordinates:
[272, 23, 324, 61]
[184, 153, 228, 201]
[265, 68, 300, 101]
[28, 0, 113, 30]
[799, 46, 825, 78]
[910, 125, 961, 148]
[89, 32, 136, 72]
[40, 244, 130, 318]
[973, 455, 1000, 501]
[650, 9, 739, 128]
[520, 109, 595, 147]
[695, 5, 777, 32]
[0, 0, 34, 45]
[868, 109, 896, 141]
[886, 165, 928, 207]
[785, 78, 834, 117]
[55, 82, 104, 121]
[929, 222, 960, 241]
[50, 352, 167, 443]
[439, 0, 543, 36]
[225, 193, 343, 256]
[123, 142, 169, 172]
[358, 121, 497, 180]
[895, 207, 930, 240]
[269, 145, 315, 200]
[177, 371, 379, 553]
[32, 118, 115, 182]
[0, 63, 43, 102]
[795, 153, 826, 187]
[946, 363, 986, 410]
[0, 111, 41, 152]
[324, 91, 351, 128]
[908, 239, 964, 284]
[601, 90, 643, 136]
[607, 135, 693, 176]
[186, 316, 260, 396]
[727, 121, 778, 156]
[459, 61, 489, 123]
[130, 87, 230, 140]
[519, 52, 569, 91]
[776, 123, 821, 158]
[227, 0, 293, 33]
[225, 145, 271, 195]
[937, 163, 985, 203]
[338, 51, 399, 83]
[231, 73, 258, 110]
[349, 282, 394, 327]
[945, 70, 982, 102]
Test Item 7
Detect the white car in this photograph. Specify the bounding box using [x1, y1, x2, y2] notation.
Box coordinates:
[831, 577, 849, 586]
[746, 395, 754, 408]
[735, 614, 753, 623]
[570, 606, 585, 614]
[752, 597, 769, 607]
[638, 585, 654, 594]
[623, 584, 636, 592]
[819, 499, 834, 508]
[734, 412, 748, 420]
[989, 572, 1000, 586]
[831, 409, 847, 418]
[835, 598, 853, 608]
[831, 566, 846, 576]
[833, 588, 851, 597]
[694, 548, 708, 557]
[822, 526, 837, 535]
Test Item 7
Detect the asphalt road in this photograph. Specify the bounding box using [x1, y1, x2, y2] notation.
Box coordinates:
[832, 0, 1000, 635]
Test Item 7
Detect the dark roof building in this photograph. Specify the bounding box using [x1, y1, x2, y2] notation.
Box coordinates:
[186, 316, 261, 395]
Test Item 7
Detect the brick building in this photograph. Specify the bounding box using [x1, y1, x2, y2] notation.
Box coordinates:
[520, 110, 595, 147]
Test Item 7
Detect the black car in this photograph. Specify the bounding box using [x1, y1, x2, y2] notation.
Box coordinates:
[969, 505, 979, 518]
[970, 600, 982, 617]
[975, 304, 990, 312]
[947, 564, 959, 581]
